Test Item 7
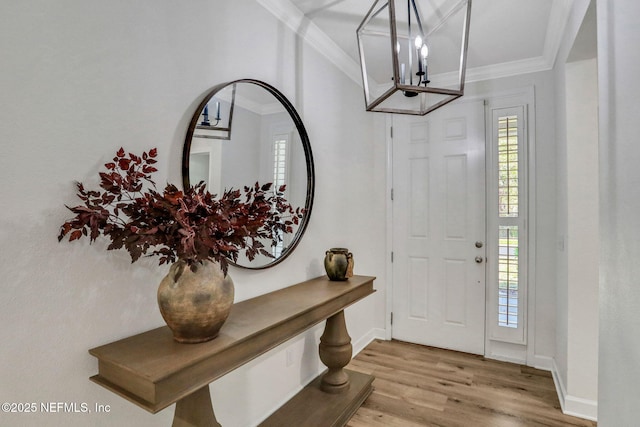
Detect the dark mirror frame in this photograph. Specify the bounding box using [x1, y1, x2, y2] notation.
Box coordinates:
[182, 79, 315, 270]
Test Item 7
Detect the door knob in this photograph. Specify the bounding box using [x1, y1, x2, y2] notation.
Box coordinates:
[475, 241, 484, 248]
[475, 256, 483, 264]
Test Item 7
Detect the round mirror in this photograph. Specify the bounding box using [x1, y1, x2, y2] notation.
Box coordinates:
[182, 79, 314, 269]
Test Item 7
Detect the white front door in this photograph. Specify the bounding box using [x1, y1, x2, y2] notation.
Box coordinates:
[391, 99, 486, 355]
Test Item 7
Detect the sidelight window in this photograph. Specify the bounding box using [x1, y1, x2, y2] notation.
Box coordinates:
[498, 115, 520, 328]
[272, 134, 289, 258]
[489, 107, 527, 344]
[273, 135, 288, 190]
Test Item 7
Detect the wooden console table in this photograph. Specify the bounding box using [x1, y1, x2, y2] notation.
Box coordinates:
[89, 275, 376, 426]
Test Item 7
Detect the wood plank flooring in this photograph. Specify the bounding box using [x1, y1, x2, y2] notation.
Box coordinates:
[346, 340, 597, 427]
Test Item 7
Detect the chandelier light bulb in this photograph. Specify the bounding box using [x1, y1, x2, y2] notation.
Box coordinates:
[414, 35, 423, 50]
[421, 44, 429, 59]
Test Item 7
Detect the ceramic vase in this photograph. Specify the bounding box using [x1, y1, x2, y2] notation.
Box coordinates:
[324, 248, 354, 281]
[157, 260, 234, 343]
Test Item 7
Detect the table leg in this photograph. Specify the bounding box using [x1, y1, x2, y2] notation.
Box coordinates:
[172, 385, 221, 427]
[318, 310, 353, 394]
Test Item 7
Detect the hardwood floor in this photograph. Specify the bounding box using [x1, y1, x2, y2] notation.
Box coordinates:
[346, 340, 597, 427]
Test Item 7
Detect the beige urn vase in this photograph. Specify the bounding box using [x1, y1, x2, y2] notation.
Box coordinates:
[157, 260, 234, 343]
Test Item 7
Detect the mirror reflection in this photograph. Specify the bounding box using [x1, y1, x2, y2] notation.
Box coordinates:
[183, 80, 314, 269]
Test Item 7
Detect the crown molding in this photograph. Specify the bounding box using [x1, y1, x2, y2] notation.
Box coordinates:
[256, 0, 363, 86]
[542, 0, 576, 69]
[256, 0, 576, 87]
[215, 89, 284, 116]
[236, 94, 284, 116]
[465, 56, 553, 83]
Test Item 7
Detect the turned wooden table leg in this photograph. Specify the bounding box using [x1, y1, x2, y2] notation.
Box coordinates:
[172, 385, 221, 427]
[318, 310, 353, 394]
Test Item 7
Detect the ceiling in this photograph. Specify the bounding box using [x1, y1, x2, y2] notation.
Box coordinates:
[256, 0, 578, 86]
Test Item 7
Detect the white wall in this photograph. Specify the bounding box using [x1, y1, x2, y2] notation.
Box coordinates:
[555, 40, 571, 399]
[597, 0, 640, 425]
[565, 57, 599, 410]
[221, 105, 262, 190]
[0, 1, 385, 426]
[552, 0, 599, 420]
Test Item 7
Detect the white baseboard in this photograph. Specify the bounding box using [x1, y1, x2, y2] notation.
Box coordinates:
[550, 358, 598, 422]
[486, 352, 526, 365]
[352, 328, 386, 356]
[531, 354, 555, 371]
[564, 395, 598, 421]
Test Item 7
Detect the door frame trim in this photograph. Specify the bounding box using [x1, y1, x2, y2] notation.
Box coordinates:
[384, 112, 393, 340]
[483, 86, 538, 365]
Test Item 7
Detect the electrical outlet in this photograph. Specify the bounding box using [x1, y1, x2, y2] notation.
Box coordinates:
[286, 348, 294, 367]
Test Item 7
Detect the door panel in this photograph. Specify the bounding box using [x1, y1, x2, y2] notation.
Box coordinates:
[392, 100, 486, 355]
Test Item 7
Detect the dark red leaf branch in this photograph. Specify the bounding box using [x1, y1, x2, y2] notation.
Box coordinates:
[58, 148, 304, 275]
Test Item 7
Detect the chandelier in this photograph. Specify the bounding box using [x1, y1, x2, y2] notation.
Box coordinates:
[193, 83, 237, 140]
[357, 0, 472, 115]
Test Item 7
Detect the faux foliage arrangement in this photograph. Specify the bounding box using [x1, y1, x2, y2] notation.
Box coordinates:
[58, 147, 303, 274]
